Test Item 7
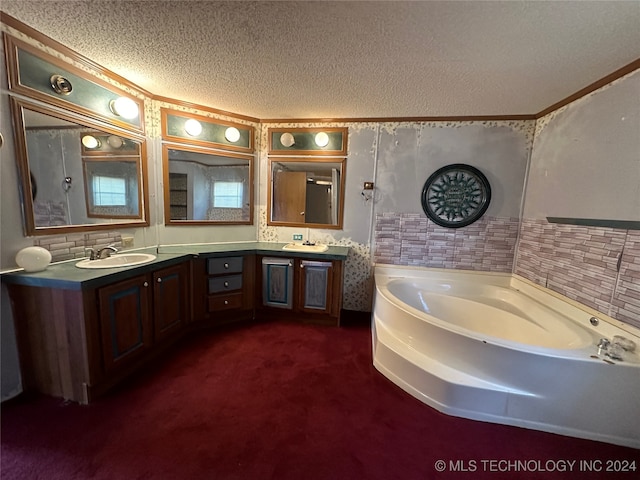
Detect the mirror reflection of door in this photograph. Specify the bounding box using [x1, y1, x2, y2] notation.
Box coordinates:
[268, 158, 345, 228]
[273, 171, 306, 223]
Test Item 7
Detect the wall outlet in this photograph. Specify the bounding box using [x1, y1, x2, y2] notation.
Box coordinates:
[293, 234, 303, 241]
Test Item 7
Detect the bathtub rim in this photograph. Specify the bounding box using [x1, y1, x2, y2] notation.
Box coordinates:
[373, 264, 640, 362]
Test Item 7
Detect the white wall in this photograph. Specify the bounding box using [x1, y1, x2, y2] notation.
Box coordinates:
[524, 69, 640, 221]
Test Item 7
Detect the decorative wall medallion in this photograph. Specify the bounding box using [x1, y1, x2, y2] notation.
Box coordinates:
[421, 163, 491, 228]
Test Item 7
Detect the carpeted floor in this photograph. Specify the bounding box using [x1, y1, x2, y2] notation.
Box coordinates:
[1, 320, 638, 479]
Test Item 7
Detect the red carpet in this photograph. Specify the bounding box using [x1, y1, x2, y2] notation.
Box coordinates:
[1, 320, 638, 479]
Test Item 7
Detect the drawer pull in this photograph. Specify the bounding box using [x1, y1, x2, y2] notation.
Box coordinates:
[143, 281, 149, 287]
[224, 281, 229, 287]
[157, 278, 162, 283]
[224, 300, 229, 305]
[224, 263, 229, 269]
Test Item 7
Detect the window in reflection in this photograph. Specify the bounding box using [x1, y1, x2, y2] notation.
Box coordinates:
[163, 145, 253, 224]
[14, 100, 148, 234]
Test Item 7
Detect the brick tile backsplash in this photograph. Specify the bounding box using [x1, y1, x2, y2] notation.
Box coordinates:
[34, 232, 123, 262]
[374, 213, 639, 329]
[515, 219, 638, 329]
[374, 213, 517, 273]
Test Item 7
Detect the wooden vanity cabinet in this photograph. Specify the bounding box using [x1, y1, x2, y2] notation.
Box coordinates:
[97, 262, 189, 376]
[191, 254, 255, 326]
[256, 255, 343, 325]
[6, 259, 190, 404]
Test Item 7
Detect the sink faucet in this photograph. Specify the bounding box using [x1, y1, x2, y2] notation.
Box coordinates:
[302, 240, 316, 246]
[95, 245, 118, 259]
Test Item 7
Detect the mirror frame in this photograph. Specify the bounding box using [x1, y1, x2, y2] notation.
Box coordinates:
[267, 157, 346, 229]
[162, 143, 254, 225]
[9, 97, 150, 235]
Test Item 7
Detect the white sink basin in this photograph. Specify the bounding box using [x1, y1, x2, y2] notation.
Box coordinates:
[282, 243, 329, 253]
[76, 253, 156, 269]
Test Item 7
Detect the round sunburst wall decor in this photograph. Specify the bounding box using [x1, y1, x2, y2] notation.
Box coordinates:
[421, 163, 491, 228]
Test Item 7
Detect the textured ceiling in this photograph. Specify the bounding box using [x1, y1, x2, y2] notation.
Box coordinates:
[2, 1, 640, 120]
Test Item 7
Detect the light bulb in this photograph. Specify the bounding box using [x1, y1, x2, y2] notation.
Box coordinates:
[107, 135, 124, 148]
[81, 135, 100, 149]
[225, 127, 241, 143]
[280, 132, 295, 147]
[184, 119, 202, 136]
[315, 132, 329, 147]
[109, 97, 139, 119]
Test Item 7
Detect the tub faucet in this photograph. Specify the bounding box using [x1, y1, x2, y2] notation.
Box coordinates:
[597, 337, 610, 355]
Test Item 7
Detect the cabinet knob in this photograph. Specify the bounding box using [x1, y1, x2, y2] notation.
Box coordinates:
[143, 281, 149, 287]
[300, 212, 305, 215]
[224, 300, 229, 305]
[157, 278, 162, 283]
[224, 281, 229, 287]
[224, 263, 229, 269]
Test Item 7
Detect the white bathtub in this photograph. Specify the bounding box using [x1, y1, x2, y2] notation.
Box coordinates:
[372, 265, 640, 448]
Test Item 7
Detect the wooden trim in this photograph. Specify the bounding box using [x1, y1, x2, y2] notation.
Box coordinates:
[267, 156, 346, 230]
[0, 12, 152, 98]
[160, 107, 255, 153]
[161, 143, 254, 226]
[3, 33, 146, 134]
[536, 58, 640, 118]
[154, 95, 259, 123]
[262, 114, 537, 123]
[268, 127, 348, 156]
[9, 97, 150, 236]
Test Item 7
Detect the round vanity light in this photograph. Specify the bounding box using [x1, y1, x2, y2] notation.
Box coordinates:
[314, 132, 329, 147]
[280, 132, 295, 147]
[224, 126, 241, 143]
[184, 119, 203, 136]
[106, 135, 124, 148]
[15, 246, 52, 273]
[109, 97, 139, 119]
[81, 135, 100, 149]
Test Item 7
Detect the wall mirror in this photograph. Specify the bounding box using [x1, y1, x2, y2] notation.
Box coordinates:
[10, 98, 149, 235]
[162, 144, 254, 225]
[267, 157, 346, 229]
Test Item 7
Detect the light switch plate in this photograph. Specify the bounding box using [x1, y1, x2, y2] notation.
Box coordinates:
[293, 234, 303, 241]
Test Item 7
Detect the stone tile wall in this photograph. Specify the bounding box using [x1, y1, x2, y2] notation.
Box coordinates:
[374, 213, 519, 273]
[515, 219, 639, 329]
[33, 232, 123, 263]
[374, 214, 639, 329]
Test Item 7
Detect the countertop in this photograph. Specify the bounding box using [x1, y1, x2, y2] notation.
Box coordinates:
[1, 242, 350, 290]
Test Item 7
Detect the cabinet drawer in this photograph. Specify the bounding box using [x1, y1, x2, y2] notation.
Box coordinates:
[208, 274, 242, 293]
[208, 292, 243, 311]
[207, 256, 243, 275]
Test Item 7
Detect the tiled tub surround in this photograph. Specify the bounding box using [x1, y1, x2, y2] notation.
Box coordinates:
[33, 232, 123, 263]
[374, 213, 519, 272]
[516, 219, 640, 329]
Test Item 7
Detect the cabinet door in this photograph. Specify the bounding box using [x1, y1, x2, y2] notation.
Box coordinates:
[298, 260, 333, 315]
[98, 275, 152, 374]
[153, 262, 189, 343]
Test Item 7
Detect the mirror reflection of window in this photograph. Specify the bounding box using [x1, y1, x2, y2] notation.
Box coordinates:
[92, 176, 127, 206]
[83, 159, 140, 218]
[11, 99, 148, 234]
[163, 145, 253, 224]
[213, 181, 243, 208]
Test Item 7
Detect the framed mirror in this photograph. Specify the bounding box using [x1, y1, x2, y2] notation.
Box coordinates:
[267, 157, 346, 229]
[9, 98, 149, 235]
[162, 144, 254, 225]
